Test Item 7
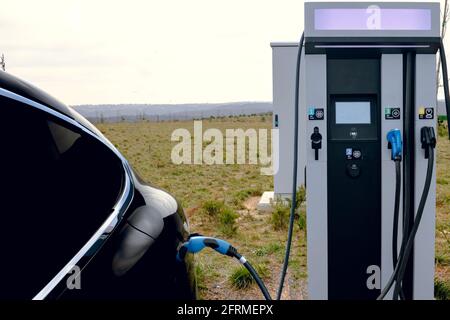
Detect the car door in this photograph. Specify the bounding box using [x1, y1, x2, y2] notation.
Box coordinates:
[0, 92, 133, 299]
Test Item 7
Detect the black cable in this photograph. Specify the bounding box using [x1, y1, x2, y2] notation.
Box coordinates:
[393, 145, 434, 299]
[276, 32, 305, 300]
[439, 39, 450, 140]
[378, 144, 434, 300]
[232, 251, 272, 300]
[392, 159, 401, 268]
[395, 51, 414, 300]
[391, 159, 406, 300]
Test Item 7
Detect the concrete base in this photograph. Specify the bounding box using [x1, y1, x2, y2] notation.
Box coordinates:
[257, 191, 298, 212]
[257, 191, 274, 212]
[273, 193, 293, 200]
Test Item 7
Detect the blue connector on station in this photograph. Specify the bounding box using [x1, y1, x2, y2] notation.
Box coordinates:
[387, 129, 403, 161]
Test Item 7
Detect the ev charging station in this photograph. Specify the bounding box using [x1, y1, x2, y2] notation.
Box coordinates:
[301, 2, 441, 300]
[179, 1, 449, 301]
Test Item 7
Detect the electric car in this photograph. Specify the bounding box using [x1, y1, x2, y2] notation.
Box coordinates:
[0, 71, 196, 299]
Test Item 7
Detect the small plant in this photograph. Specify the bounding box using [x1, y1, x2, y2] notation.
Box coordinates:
[195, 263, 207, 292]
[271, 186, 306, 231]
[437, 119, 448, 138]
[434, 278, 450, 300]
[218, 207, 239, 236]
[230, 266, 253, 289]
[229, 265, 267, 290]
[294, 185, 306, 211]
[254, 243, 282, 256]
[271, 200, 290, 230]
[200, 199, 239, 235]
[233, 188, 263, 204]
[436, 254, 450, 266]
[201, 200, 225, 218]
[254, 248, 266, 257]
[297, 208, 307, 231]
[296, 187, 307, 231]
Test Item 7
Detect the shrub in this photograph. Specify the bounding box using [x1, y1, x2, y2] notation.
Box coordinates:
[229, 265, 267, 290]
[230, 266, 253, 289]
[200, 200, 239, 235]
[437, 120, 448, 138]
[294, 185, 306, 210]
[271, 201, 290, 230]
[233, 188, 263, 204]
[218, 207, 239, 236]
[436, 254, 450, 266]
[271, 186, 306, 231]
[297, 209, 307, 231]
[195, 263, 207, 292]
[201, 200, 225, 218]
[254, 243, 283, 257]
[435, 278, 450, 300]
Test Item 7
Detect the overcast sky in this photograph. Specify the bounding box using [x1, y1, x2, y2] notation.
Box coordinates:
[1, 0, 448, 105]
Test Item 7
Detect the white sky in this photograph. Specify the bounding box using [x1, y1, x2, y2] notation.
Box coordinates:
[0, 0, 448, 105]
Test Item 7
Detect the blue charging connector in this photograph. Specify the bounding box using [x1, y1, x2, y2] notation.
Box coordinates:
[177, 235, 272, 300]
[176, 236, 232, 261]
[387, 129, 403, 161]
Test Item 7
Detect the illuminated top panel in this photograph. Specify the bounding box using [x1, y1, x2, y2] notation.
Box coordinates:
[315, 8, 431, 31]
[305, 2, 440, 38]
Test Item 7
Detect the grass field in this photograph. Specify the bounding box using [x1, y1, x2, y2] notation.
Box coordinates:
[96, 115, 449, 300]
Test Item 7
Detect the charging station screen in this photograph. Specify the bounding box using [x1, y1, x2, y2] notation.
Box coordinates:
[315, 8, 431, 31]
[335, 102, 371, 124]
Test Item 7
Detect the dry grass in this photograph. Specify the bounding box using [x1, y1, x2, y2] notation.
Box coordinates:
[97, 116, 271, 209]
[96, 116, 449, 300]
[436, 133, 450, 295]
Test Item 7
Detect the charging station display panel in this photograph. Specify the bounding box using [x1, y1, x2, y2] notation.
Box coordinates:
[329, 96, 378, 141]
[335, 101, 371, 124]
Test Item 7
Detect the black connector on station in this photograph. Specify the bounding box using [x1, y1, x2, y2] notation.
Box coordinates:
[421, 127, 436, 159]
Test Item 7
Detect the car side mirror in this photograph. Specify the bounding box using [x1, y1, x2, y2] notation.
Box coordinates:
[112, 205, 164, 276]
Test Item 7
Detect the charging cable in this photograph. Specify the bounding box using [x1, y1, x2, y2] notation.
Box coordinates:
[386, 129, 405, 299]
[177, 235, 272, 300]
[276, 31, 305, 301]
[378, 127, 436, 300]
[391, 127, 436, 299]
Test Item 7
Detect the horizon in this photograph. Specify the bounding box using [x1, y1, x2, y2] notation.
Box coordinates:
[71, 101, 272, 107]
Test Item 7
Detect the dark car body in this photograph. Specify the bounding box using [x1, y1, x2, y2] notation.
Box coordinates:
[0, 71, 196, 299]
